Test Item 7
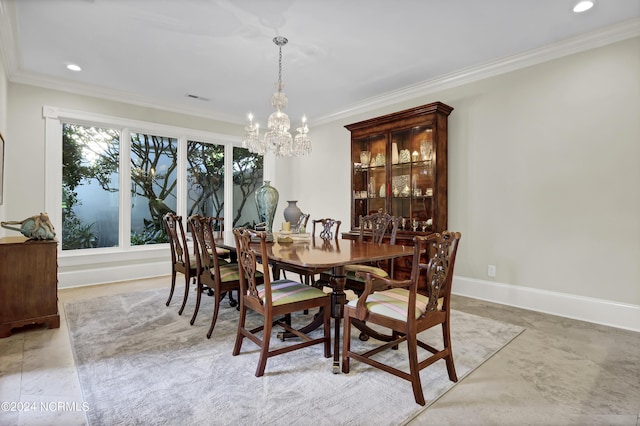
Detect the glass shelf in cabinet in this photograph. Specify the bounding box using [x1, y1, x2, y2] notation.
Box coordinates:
[367, 164, 385, 170]
[391, 163, 411, 170]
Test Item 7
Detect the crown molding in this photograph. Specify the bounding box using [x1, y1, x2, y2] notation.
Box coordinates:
[0, 0, 19, 76]
[10, 69, 243, 124]
[2, 7, 638, 127]
[316, 17, 640, 125]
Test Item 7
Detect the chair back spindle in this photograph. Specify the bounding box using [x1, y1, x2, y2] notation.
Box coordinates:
[312, 218, 342, 240]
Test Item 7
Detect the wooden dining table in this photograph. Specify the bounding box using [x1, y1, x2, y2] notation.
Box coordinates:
[215, 231, 413, 372]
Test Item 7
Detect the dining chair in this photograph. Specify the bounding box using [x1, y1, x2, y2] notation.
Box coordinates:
[207, 216, 232, 262]
[232, 228, 332, 377]
[193, 216, 232, 299]
[281, 218, 342, 286]
[293, 212, 310, 233]
[273, 213, 313, 284]
[344, 209, 401, 295]
[163, 212, 197, 316]
[189, 215, 257, 338]
[312, 218, 341, 241]
[272, 217, 342, 336]
[319, 210, 401, 341]
[342, 231, 462, 406]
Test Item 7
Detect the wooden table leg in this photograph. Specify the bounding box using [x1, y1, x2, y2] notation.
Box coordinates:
[329, 266, 347, 374]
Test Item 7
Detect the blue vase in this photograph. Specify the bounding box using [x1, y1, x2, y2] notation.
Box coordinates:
[255, 181, 279, 234]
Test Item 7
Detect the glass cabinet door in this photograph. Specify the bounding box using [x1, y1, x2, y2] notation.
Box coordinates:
[352, 134, 386, 227]
[390, 126, 435, 232]
[347, 101, 452, 238]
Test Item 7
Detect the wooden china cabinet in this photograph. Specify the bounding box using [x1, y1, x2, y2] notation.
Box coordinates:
[343, 101, 453, 288]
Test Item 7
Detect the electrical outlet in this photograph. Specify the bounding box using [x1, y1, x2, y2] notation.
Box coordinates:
[487, 264, 496, 277]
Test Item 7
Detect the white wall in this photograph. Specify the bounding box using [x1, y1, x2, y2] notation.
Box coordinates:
[5, 84, 243, 222]
[292, 37, 640, 329]
[4, 37, 639, 330]
[0, 43, 7, 224]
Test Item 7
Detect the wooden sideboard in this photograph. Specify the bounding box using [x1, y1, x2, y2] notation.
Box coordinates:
[0, 236, 60, 338]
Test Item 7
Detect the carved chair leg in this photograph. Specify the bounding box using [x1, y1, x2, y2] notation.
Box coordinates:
[190, 277, 203, 325]
[442, 321, 458, 382]
[166, 271, 177, 306]
[178, 273, 190, 315]
[407, 333, 426, 406]
[256, 317, 272, 377]
[206, 287, 223, 339]
[232, 304, 247, 349]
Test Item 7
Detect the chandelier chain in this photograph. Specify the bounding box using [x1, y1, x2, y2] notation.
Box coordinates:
[278, 44, 283, 89]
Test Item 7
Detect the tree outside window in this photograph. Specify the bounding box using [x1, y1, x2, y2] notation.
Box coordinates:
[62, 123, 264, 251]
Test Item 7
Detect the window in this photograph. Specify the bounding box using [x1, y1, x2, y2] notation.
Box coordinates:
[232, 146, 263, 227]
[48, 108, 267, 255]
[130, 132, 177, 246]
[187, 140, 224, 218]
[62, 123, 120, 250]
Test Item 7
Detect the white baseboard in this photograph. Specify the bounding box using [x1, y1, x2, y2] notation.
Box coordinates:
[59, 262, 170, 289]
[58, 265, 639, 332]
[453, 276, 640, 333]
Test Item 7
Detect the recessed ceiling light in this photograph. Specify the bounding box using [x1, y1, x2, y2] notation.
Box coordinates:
[573, 0, 595, 13]
[66, 64, 82, 71]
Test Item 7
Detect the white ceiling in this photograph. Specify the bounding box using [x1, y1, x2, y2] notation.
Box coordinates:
[1, 0, 639, 126]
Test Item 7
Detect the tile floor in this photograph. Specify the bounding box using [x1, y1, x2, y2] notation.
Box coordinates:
[1, 276, 639, 426]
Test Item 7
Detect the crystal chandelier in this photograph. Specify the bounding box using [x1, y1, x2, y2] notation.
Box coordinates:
[242, 36, 311, 157]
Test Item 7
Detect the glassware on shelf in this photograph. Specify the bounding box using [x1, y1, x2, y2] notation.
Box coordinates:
[368, 177, 376, 197]
[347, 102, 452, 234]
[360, 150, 371, 168]
[420, 140, 432, 161]
[391, 143, 399, 165]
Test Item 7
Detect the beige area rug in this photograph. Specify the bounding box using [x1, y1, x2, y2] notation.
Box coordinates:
[65, 288, 524, 426]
